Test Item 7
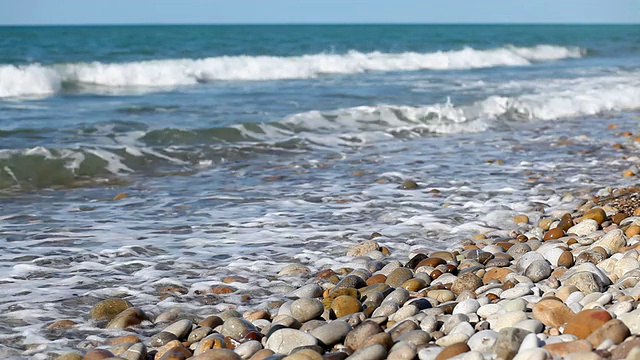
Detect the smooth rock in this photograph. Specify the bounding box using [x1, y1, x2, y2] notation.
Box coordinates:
[331, 296, 362, 318]
[291, 284, 323, 299]
[592, 229, 626, 254]
[83, 349, 114, 360]
[524, 260, 552, 282]
[121, 343, 146, 360]
[489, 311, 528, 331]
[435, 342, 470, 360]
[586, 319, 630, 346]
[543, 339, 592, 357]
[106, 308, 146, 329]
[563, 309, 612, 339]
[265, 329, 318, 355]
[344, 320, 382, 351]
[532, 298, 575, 327]
[162, 319, 192, 340]
[90, 299, 133, 321]
[290, 298, 324, 323]
[467, 330, 498, 353]
[223, 317, 257, 340]
[492, 327, 531, 360]
[346, 344, 387, 360]
[452, 299, 480, 315]
[451, 273, 483, 295]
[235, 341, 263, 359]
[190, 349, 242, 360]
[568, 219, 598, 236]
[512, 348, 548, 360]
[396, 330, 432, 346]
[309, 320, 352, 347]
[385, 268, 414, 287]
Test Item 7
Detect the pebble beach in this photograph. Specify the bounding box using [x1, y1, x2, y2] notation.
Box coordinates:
[38, 121, 640, 360]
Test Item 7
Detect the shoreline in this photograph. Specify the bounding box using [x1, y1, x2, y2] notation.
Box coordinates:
[39, 183, 640, 360]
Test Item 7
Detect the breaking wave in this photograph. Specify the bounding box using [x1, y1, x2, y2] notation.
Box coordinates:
[0, 45, 584, 98]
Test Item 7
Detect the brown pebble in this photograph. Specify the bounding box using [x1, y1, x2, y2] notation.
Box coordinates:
[557, 251, 574, 268]
[564, 309, 612, 339]
[248, 349, 275, 360]
[365, 274, 387, 285]
[113, 192, 128, 201]
[586, 319, 630, 347]
[612, 213, 628, 225]
[581, 208, 607, 225]
[532, 297, 575, 328]
[199, 316, 223, 328]
[625, 225, 640, 238]
[222, 276, 249, 284]
[108, 335, 141, 345]
[543, 339, 592, 357]
[157, 343, 191, 360]
[557, 213, 575, 232]
[209, 285, 235, 294]
[513, 215, 529, 224]
[435, 343, 471, 360]
[82, 349, 114, 360]
[544, 228, 565, 241]
[47, 320, 77, 330]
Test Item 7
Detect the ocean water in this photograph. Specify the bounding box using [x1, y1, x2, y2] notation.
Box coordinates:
[0, 24, 639, 356]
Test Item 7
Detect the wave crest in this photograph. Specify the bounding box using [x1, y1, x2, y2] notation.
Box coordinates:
[0, 45, 584, 98]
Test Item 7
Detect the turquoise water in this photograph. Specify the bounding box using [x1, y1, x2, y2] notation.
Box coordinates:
[0, 25, 639, 357]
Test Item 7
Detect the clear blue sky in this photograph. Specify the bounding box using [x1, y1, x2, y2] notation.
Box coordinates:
[0, 0, 638, 25]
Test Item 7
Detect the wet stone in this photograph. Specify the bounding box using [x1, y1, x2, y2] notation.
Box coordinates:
[90, 299, 133, 321]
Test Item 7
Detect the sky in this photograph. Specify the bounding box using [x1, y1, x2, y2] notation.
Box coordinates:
[0, 0, 638, 25]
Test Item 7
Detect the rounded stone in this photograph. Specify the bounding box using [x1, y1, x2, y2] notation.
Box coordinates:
[162, 319, 192, 340]
[532, 298, 575, 327]
[385, 268, 414, 287]
[586, 319, 630, 347]
[347, 344, 387, 360]
[435, 342, 470, 360]
[525, 260, 552, 282]
[330, 295, 362, 318]
[265, 329, 318, 355]
[309, 320, 351, 347]
[222, 317, 257, 340]
[451, 272, 483, 296]
[568, 220, 598, 237]
[564, 309, 612, 339]
[581, 208, 607, 225]
[90, 299, 133, 321]
[106, 308, 146, 329]
[345, 320, 383, 351]
[290, 298, 324, 323]
[467, 330, 498, 353]
[190, 349, 241, 360]
[557, 251, 574, 268]
[544, 228, 565, 241]
[82, 349, 114, 360]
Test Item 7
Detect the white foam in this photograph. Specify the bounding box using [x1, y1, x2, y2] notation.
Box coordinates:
[0, 45, 583, 98]
[0, 64, 61, 98]
[276, 72, 640, 136]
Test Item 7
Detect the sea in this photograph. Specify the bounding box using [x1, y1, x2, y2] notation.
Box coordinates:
[0, 24, 639, 357]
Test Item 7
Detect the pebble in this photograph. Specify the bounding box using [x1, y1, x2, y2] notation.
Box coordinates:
[512, 348, 548, 360]
[347, 344, 387, 360]
[435, 342, 470, 360]
[265, 329, 318, 354]
[106, 308, 147, 329]
[467, 330, 498, 353]
[492, 327, 531, 360]
[90, 299, 133, 321]
[309, 320, 352, 347]
[290, 298, 324, 323]
[500, 286, 532, 299]
[568, 220, 598, 236]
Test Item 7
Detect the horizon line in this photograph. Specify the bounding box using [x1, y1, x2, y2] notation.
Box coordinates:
[1, 22, 639, 27]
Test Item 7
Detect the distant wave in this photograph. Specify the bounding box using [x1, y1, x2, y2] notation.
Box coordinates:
[1, 70, 637, 190]
[0, 45, 584, 98]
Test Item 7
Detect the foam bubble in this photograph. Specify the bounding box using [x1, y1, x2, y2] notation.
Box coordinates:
[0, 45, 583, 98]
